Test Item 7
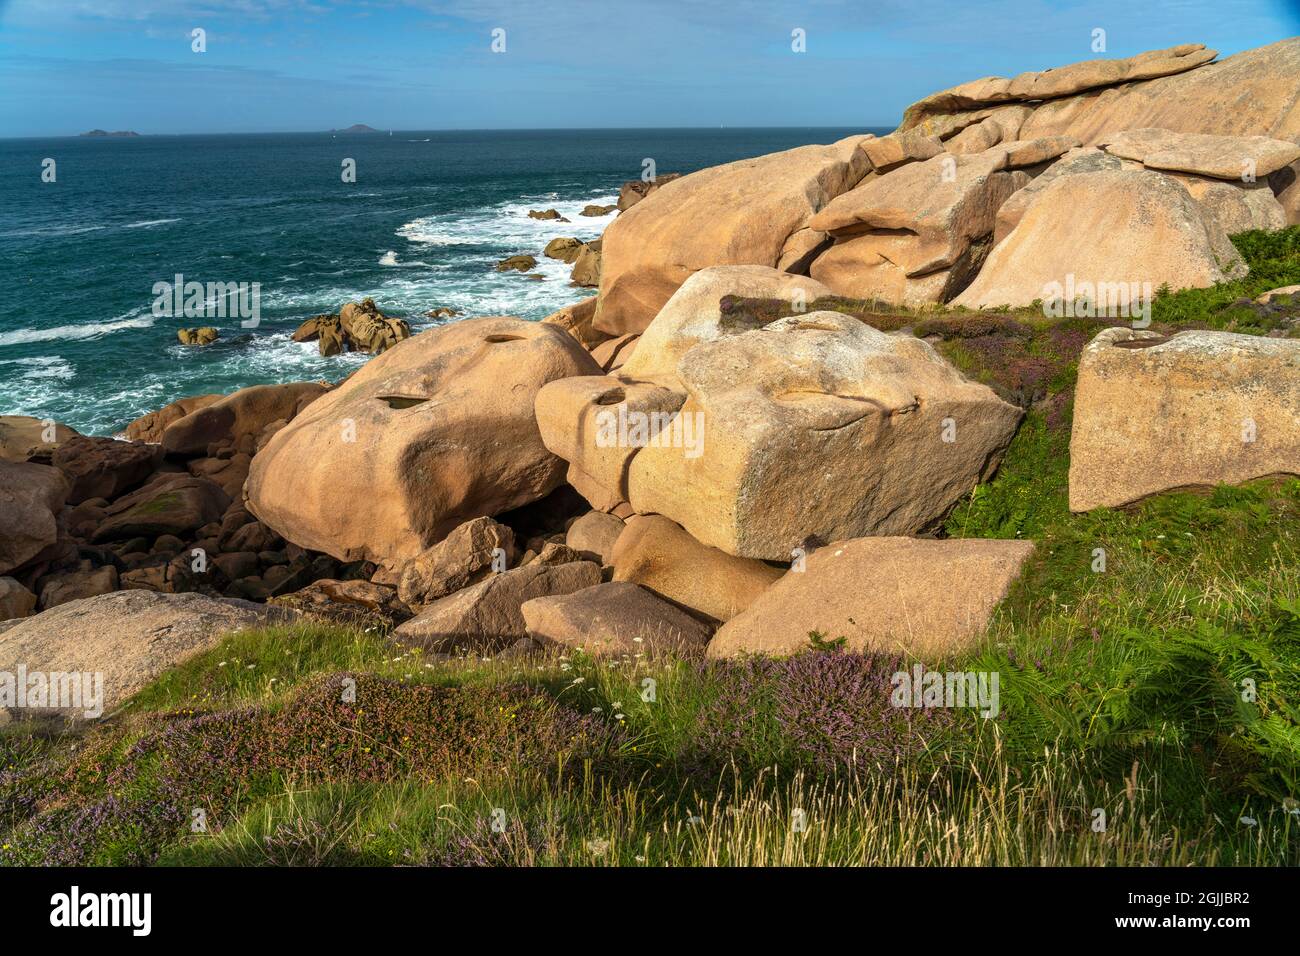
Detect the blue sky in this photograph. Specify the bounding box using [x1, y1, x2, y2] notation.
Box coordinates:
[1, 0, 1297, 136]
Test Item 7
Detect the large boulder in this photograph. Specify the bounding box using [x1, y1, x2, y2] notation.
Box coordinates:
[38, 565, 119, 610]
[707, 537, 1036, 659]
[51, 435, 162, 504]
[122, 394, 222, 443]
[861, 129, 943, 171]
[626, 313, 1023, 560]
[534, 375, 685, 511]
[593, 135, 872, 335]
[570, 245, 602, 288]
[1068, 328, 1300, 511]
[391, 559, 601, 653]
[0, 461, 69, 575]
[610, 514, 782, 623]
[395, 516, 516, 608]
[90, 473, 230, 542]
[619, 266, 834, 388]
[246, 317, 601, 568]
[1099, 128, 1300, 180]
[540, 297, 608, 349]
[616, 173, 681, 212]
[0, 576, 37, 620]
[161, 381, 327, 456]
[564, 511, 625, 566]
[992, 146, 1127, 243]
[807, 151, 1028, 306]
[0, 416, 79, 463]
[954, 169, 1247, 310]
[0, 590, 292, 719]
[522, 581, 713, 657]
[1165, 174, 1287, 234]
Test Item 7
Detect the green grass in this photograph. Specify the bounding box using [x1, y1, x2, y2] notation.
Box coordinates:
[3, 228, 1299, 867]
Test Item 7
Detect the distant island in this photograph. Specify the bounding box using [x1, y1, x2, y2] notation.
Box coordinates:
[79, 129, 141, 137]
[335, 124, 378, 133]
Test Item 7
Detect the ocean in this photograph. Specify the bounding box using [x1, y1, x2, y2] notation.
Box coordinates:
[0, 128, 876, 436]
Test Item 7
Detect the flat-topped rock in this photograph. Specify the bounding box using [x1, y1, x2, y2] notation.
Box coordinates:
[1100, 127, 1300, 180]
[522, 581, 713, 656]
[0, 590, 293, 720]
[902, 44, 1217, 131]
[1069, 328, 1300, 511]
[707, 537, 1036, 659]
[627, 312, 1022, 560]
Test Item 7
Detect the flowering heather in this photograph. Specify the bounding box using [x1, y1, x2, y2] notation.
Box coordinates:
[0, 674, 621, 865]
[688, 652, 958, 776]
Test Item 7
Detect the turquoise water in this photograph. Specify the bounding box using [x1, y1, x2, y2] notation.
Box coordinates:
[0, 128, 877, 436]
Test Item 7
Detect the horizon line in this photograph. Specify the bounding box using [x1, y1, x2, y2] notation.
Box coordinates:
[0, 123, 898, 141]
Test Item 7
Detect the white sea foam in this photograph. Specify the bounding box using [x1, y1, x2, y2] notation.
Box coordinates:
[123, 218, 181, 229]
[397, 193, 618, 248]
[0, 310, 155, 348]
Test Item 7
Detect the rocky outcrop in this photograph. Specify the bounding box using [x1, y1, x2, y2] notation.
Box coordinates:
[51, 435, 163, 504]
[0, 461, 69, 575]
[1014, 40, 1300, 146]
[339, 299, 412, 353]
[564, 511, 624, 566]
[955, 169, 1247, 309]
[177, 327, 219, 346]
[0, 416, 79, 463]
[0, 590, 293, 719]
[808, 151, 1029, 305]
[569, 244, 601, 288]
[707, 537, 1035, 659]
[497, 254, 538, 272]
[1099, 128, 1300, 180]
[522, 581, 713, 656]
[620, 266, 834, 388]
[38, 565, 119, 610]
[1069, 329, 1300, 511]
[392, 560, 601, 653]
[616, 174, 681, 212]
[626, 313, 1022, 560]
[534, 375, 684, 512]
[0, 576, 37, 620]
[1165, 174, 1287, 234]
[901, 44, 1219, 134]
[293, 299, 411, 357]
[540, 298, 607, 349]
[543, 237, 587, 264]
[160, 381, 327, 456]
[610, 514, 782, 623]
[861, 130, 943, 171]
[992, 146, 1126, 243]
[246, 317, 601, 568]
[527, 209, 567, 221]
[91, 473, 230, 542]
[395, 516, 516, 608]
[123, 395, 221, 443]
[594, 136, 872, 335]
